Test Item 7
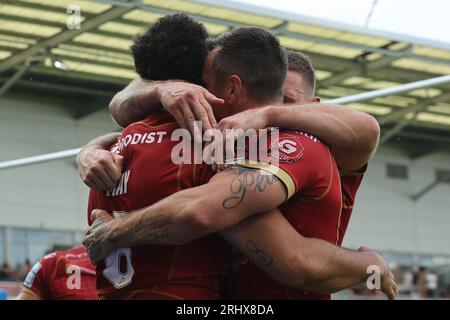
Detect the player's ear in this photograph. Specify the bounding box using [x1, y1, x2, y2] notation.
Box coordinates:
[227, 75, 242, 105]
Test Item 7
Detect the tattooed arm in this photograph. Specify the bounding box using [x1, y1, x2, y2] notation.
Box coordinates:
[109, 79, 162, 128]
[220, 209, 397, 298]
[84, 190, 396, 298]
[83, 166, 287, 262]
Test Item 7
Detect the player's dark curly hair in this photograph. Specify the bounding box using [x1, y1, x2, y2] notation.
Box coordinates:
[131, 13, 209, 85]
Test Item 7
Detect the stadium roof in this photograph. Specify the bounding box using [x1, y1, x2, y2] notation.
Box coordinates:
[0, 0, 449, 158]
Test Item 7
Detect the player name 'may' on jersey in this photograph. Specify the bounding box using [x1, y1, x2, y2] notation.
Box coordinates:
[22, 246, 97, 300]
[228, 130, 342, 300]
[88, 113, 226, 298]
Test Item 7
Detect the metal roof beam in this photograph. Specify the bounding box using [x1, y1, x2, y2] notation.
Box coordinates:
[378, 92, 450, 125]
[0, 30, 43, 42]
[0, 1, 138, 74]
[3, 1, 97, 17]
[0, 63, 30, 96]
[0, 76, 115, 97]
[380, 121, 410, 145]
[319, 54, 408, 88]
[0, 13, 65, 28]
[97, 0, 450, 65]
[18, 65, 129, 86]
[408, 144, 446, 160]
[398, 131, 450, 144]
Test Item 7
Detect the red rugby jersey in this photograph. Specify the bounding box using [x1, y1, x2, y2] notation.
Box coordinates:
[227, 130, 342, 300]
[88, 113, 227, 299]
[22, 246, 97, 300]
[337, 166, 366, 245]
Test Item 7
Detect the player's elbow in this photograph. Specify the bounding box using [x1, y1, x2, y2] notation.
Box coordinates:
[290, 257, 337, 294]
[279, 254, 323, 291]
[108, 95, 119, 117]
[108, 95, 128, 128]
[190, 204, 218, 235]
[363, 114, 380, 150]
[178, 198, 218, 243]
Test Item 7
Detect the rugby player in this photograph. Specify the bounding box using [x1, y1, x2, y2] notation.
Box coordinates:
[96, 38, 373, 256]
[212, 49, 372, 299]
[16, 246, 96, 300]
[81, 18, 398, 298]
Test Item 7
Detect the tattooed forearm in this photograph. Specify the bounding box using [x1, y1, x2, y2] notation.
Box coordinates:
[222, 166, 279, 209]
[117, 95, 147, 124]
[119, 213, 173, 246]
[245, 240, 274, 267]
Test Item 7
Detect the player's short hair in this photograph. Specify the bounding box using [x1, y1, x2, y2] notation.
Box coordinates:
[206, 37, 218, 51]
[212, 26, 287, 104]
[286, 50, 316, 95]
[131, 13, 208, 85]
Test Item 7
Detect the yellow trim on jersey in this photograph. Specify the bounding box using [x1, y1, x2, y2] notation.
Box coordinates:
[238, 161, 296, 199]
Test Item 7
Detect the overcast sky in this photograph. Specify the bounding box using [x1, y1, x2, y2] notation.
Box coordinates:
[235, 0, 450, 46]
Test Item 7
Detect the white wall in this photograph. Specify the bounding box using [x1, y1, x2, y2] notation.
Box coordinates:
[0, 93, 118, 232]
[343, 145, 450, 256]
[0, 92, 449, 256]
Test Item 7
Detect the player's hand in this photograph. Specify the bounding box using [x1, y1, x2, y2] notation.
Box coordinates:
[359, 246, 397, 300]
[216, 107, 271, 133]
[77, 146, 123, 190]
[208, 107, 270, 171]
[158, 81, 224, 139]
[83, 209, 119, 265]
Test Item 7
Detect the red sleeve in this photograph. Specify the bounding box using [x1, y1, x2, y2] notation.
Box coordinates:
[240, 131, 335, 200]
[87, 189, 110, 225]
[87, 126, 137, 225]
[340, 164, 367, 209]
[22, 253, 56, 299]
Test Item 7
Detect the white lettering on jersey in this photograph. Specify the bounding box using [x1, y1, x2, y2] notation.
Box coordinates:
[106, 170, 131, 197]
[298, 132, 319, 142]
[112, 131, 168, 154]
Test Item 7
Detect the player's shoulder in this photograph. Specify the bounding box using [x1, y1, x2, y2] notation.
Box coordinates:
[276, 130, 330, 161]
[128, 112, 178, 131]
[41, 251, 58, 264]
[62, 247, 95, 271]
[37, 250, 66, 271]
[52, 247, 95, 271]
[42, 247, 84, 264]
[23, 252, 57, 287]
[58, 247, 90, 264]
[63, 246, 89, 259]
[278, 130, 324, 145]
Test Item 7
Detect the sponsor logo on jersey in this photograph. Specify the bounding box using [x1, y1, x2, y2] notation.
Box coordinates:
[23, 262, 42, 288]
[112, 132, 167, 154]
[270, 135, 304, 163]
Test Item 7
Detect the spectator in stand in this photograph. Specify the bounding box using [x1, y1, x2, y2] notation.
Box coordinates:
[426, 269, 438, 298]
[418, 267, 428, 298]
[18, 259, 33, 281]
[0, 262, 17, 281]
[402, 268, 414, 295]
